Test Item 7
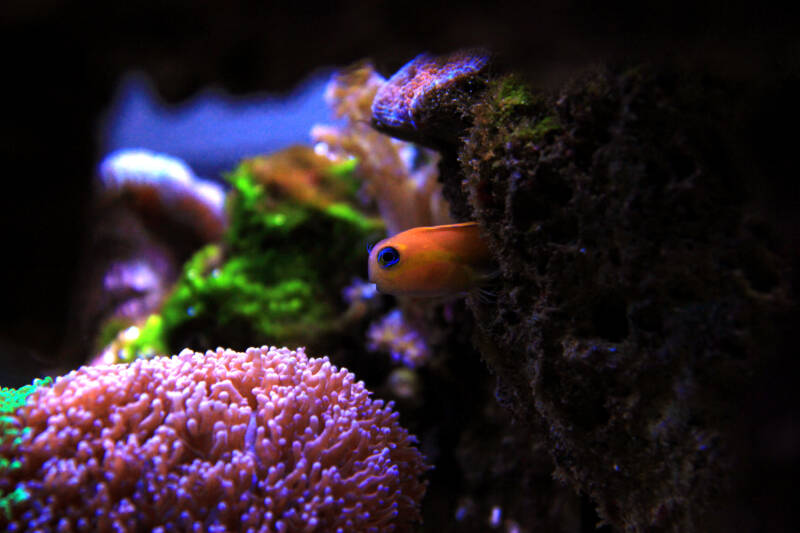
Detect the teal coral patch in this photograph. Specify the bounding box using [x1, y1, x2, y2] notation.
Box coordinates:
[0, 377, 52, 518]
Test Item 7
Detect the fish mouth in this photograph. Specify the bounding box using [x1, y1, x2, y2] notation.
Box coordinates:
[367, 268, 385, 294]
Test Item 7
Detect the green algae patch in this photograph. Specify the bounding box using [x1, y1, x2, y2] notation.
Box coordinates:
[487, 76, 544, 126]
[122, 314, 169, 362]
[469, 75, 564, 157]
[118, 147, 384, 360]
[325, 202, 383, 233]
[511, 115, 562, 143]
[496, 76, 533, 109]
[325, 157, 361, 196]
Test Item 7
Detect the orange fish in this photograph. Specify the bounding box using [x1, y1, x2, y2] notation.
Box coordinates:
[368, 222, 493, 297]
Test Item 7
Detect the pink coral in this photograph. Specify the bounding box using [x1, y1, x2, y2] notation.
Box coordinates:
[99, 149, 227, 243]
[311, 64, 451, 236]
[0, 346, 428, 532]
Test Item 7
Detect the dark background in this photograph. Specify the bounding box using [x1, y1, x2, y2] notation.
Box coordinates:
[1, 1, 797, 379]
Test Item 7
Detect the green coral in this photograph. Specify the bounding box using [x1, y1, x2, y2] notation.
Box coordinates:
[0, 377, 52, 519]
[120, 152, 384, 361]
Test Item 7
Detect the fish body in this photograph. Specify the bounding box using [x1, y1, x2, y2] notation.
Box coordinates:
[368, 222, 492, 296]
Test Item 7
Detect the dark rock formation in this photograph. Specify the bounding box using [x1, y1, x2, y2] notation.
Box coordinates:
[375, 54, 798, 531]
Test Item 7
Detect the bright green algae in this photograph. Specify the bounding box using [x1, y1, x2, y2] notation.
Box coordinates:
[0, 377, 52, 518]
[122, 150, 384, 361]
[484, 76, 562, 144]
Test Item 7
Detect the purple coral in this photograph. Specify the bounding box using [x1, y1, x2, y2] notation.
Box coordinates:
[371, 50, 489, 143]
[341, 277, 380, 305]
[0, 346, 428, 531]
[367, 310, 430, 368]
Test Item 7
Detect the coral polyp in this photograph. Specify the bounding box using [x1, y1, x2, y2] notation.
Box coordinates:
[367, 309, 430, 368]
[0, 347, 428, 531]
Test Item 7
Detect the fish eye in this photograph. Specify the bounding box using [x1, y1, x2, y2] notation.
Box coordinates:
[377, 246, 400, 268]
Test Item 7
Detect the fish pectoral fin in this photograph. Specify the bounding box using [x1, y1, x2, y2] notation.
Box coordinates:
[470, 268, 501, 304]
[473, 286, 498, 304]
[481, 268, 502, 281]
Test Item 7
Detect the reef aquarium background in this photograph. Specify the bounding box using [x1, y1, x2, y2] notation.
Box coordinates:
[1, 2, 798, 532]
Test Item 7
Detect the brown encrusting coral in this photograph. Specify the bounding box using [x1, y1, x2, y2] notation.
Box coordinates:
[0, 346, 428, 531]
